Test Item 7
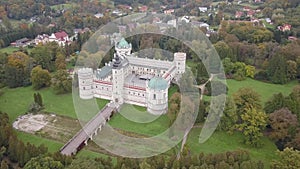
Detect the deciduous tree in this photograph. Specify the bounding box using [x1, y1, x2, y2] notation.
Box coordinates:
[51, 70, 72, 94]
[235, 107, 267, 147]
[271, 147, 300, 169]
[31, 66, 51, 90]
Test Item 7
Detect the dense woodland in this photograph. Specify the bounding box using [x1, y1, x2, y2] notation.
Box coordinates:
[0, 0, 300, 168]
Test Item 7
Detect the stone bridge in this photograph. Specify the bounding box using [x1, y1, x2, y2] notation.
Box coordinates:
[60, 103, 118, 156]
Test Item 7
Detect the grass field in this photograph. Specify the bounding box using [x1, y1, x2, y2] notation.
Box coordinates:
[0, 46, 33, 55]
[0, 86, 76, 123]
[226, 78, 298, 103]
[0, 46, 20, 54]
[0, 78, 298, 166]
[187, 129, 277, 168]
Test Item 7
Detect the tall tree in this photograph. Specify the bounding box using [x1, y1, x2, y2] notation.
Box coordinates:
[218, 97, 237, 131]
[269, 108, 299, 150]
[24, 156, 63, 169]
[5, 52, 33, 88]
[235, 107, 267, 147]
[233, 88, 262, 120]
[31, 66, 51, 90]
[264, 93, 286, 114]
[55, 52, 66, 70]
[267, 54, 288, 84]
[51, 70, 72, 94]
[271, 147, 300, 169]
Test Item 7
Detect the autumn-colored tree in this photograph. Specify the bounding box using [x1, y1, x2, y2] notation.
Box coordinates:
[218, 97, 237, 132]
[30, 66, 51, 90]
[5, 52, 33, 88]
[269, 108, 298, 150]
[235, 107, 267, 147]
[24, 156, 63, 169]
[233, 88, 262, 120]
[55, 53, 66, 70]
[51, 70, 72, 94]
[271, 147, 300, 169]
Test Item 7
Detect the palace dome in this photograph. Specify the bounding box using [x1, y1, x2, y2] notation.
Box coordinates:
[117, 38, 130, 48]
[148, 77, 168, 90]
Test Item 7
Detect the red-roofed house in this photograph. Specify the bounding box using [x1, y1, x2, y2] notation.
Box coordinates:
[235, 11, 244, 18]
[49, 31, 70, 46]
[164, 9, 174, 15]
[139, 6, 148, 13]
[278, 24, 292, 32]
[243, 6, 251, 12]
[247, 10, 255, 18]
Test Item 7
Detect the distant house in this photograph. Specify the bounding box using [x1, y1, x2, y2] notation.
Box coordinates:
[11, 38, 31, 47]
[235, 11, 244, 18]
[34, 34, 49, 45]
[180, 16, 190, 23]
[200, 23, 210, 30]
[94, 13, 104, 19]
[112, 10, 123, 16]
[139, 6, 148, 13]
[199, 7, 208, 13]
[243, 6, 251, 12]
[164, 9, 174, 15]
[247, 10, 255, 18]
[152, 17, 161, 24]
[278, 24, 292, 32]
[73, 28, 90, 35]
[265, 18, 272, 23]
[35, 32, 68, 46]
[167, 19, 177, 28]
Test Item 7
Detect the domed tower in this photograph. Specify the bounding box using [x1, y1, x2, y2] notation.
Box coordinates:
[174, 52, 186, 75]
[146, 77, 168, 115]
[112, 54, 124, 105]
[115, 38, 132, 58]
[78, 68, 94, 99]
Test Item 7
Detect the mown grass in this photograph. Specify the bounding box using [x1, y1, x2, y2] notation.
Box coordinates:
[0, 46, 33, 55]
[226, 78, 298, 103]
[1, 79, 297, 166]
[0, 86, 76, 123]
[187, 128, 277, 168]
[0, 46, 19, 54]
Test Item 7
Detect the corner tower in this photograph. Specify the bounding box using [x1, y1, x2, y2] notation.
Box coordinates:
[78, 68, 94, 99]
[174, 52, 186, 75]
[146, 77, 168, 115]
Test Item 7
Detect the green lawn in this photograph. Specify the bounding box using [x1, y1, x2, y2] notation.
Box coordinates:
[1, 78, 298, 166]
[17, 131, 63, 153]
[109, 105, 170, 136]
[50, 3, 74, 10]
[0, 46, 20, 54]
[187, 128, 277, 168]
[0, 46, 33, 55]
[0, 86, 76, 123]
[226, 78, 298, 103]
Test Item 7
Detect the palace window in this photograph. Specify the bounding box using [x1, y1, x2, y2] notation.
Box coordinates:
[153, 94, 156, 100]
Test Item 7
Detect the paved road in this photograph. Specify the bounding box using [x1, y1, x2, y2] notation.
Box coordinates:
[60, 105, 115, 155]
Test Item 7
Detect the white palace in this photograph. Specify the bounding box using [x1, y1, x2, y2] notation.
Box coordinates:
[78, 38, 186, 115]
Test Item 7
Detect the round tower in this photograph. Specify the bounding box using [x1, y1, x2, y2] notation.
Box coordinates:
[112, 54, 124, 105]
[115, 38, 132, 58]
[174, 52, 186, 75]
[78, 68, 94, 99]
[146, 77, 168, 115]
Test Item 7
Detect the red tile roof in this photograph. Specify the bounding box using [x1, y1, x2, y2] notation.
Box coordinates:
[55, 31, 68, 39]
